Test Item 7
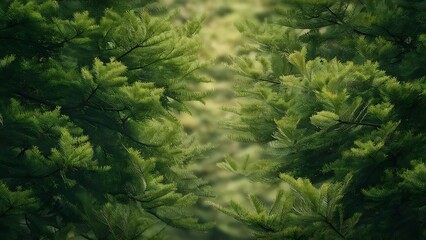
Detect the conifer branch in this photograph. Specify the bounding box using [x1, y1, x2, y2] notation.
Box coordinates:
[178, 65, 203, 81]
[255, 222, 275, 232]
[75, 115, 161, 148]
[321, 215, 346, 239]
[337, 120, 381, 128]
[79, 234, 96, 240]
[146, 225, 166, 240]
[303, 6, 374, 37]
[55, 30, 84, 47]
[116, 35, 170, 61]
[145, 209, 183, 229]
[129, 194, 181, 227]
[325, 7, 343, 24]
[15, 90, 160, 147]
[128, 46, 178, 71]
[16, 146, 30, 158]
[128, 57, 169, 71]
[78, 85, 100, 107]
[243, 74, 280, 84]
[257, 78, 280, 85]
[15, 91, 57, 109]
[87, 104, 128, 112]
[116, 44, 143, 61]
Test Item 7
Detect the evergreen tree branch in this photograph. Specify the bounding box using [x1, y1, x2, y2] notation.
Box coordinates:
[87, 104, 128, 112]
[128, 57, 171, 71]
[76, 85, 100, 108]
[116, 44, 143, 61]
[337, 120, 381, 128]
[75, 115, 161, 148]
[16, 146, 30, 158]
[146, 225, 166, 240]
[302, 6, 375, 37]
[128, 195, 197, 229]
[325, 7, 343, 24]
[116, 32, 171, 61]
[55, 31, 85, 47]
[128, 46, 178, 71]
[79, 233, 96, 240]
[242, 74, 280, 84]
[321, 216, 346, 239]
[15, 91, 58, 109]
[145, 209, 182, 229]
[14, 91, 156, 147]
[257, 78, 280, 85]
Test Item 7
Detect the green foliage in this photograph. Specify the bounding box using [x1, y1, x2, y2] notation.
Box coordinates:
[219, 1, 426, 239]
[211, 174, 360, 240]
[274, 0, 426, 81]
[0, 0, 210, 239]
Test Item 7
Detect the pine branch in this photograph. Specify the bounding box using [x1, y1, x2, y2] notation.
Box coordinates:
[75, 115, 161, 148]
[322, 217, 346, 239]
[128, 46, 178, 71]
[325, 7, 343, 24]
[55, 30, 84, 47]
[76, 85, 100, 108]
[337, 119, 381, 128]
[116, 44, 142, 61]
[257, 78, 281, 85]
[116, 33, 171, 61]
[79, 234, 96, 240]
[145, 209, 182, 229]
[14, 91, 57, 109]
[14, 90, 158, 147]
[87, 104, 128, 112]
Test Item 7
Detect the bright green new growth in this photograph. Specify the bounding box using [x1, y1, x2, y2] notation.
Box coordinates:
[0, 0, 211, 239]
[211, 174, 360, 240]
[218, 0, 426, 239]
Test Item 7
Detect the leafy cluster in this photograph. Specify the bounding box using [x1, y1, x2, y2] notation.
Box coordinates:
[218, 1, 426, 239]
[0, 0, 211, 239]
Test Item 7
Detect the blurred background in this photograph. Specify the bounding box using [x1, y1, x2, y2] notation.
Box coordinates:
[154, 1, 282, 239]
